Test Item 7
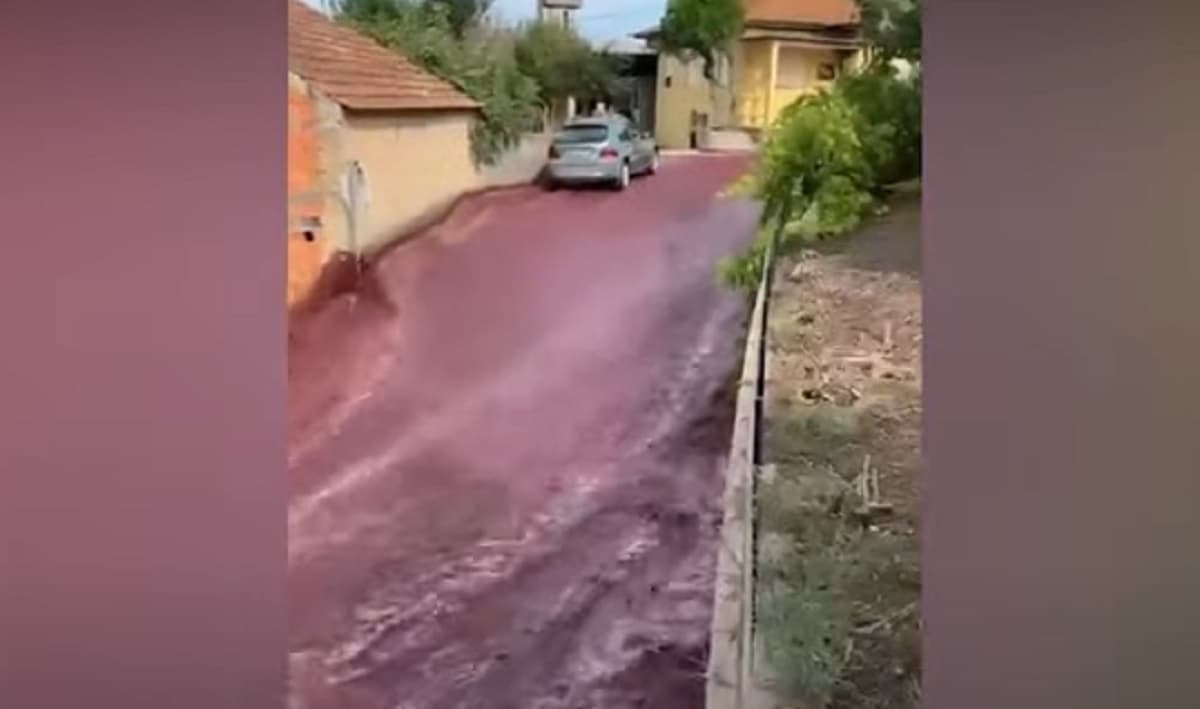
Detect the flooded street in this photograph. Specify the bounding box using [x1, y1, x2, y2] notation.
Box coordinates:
[287, 155, 758, 709]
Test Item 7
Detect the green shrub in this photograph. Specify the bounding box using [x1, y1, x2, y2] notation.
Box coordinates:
[461, 31, 544, 165]
[833, 66, 922, 187]
[657, 0, 744, 80]
[716, 231, 769, 292]
[719, 64, 921, 292]
[759, 543, 856, 707]
[757, 91, 872, 230]
[858, 0, 922, 65]
[513, 20, 622, 113]
[719, 90, 877, 292]
[337, 1, 543, 166]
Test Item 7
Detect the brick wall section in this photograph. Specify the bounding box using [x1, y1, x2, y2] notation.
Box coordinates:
[287, 76, 326, 307]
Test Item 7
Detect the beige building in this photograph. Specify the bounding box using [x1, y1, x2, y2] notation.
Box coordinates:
[287, 0, 480, 306]
[538, 0, 583, 28]
[648, 50, 736, 150]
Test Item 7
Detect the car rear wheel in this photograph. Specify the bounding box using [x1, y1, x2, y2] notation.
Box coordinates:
[614, 162, 631, 191]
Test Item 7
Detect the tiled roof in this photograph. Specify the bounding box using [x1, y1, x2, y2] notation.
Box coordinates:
[633, 0, 860, 39]
[287, 1, 478, 112]
[744, 0, 861, 27]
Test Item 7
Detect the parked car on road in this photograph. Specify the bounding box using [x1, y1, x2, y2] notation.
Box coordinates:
[543, 115, 659, 192]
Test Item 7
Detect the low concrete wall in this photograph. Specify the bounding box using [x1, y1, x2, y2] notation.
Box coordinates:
[351, 132, 550, 260]
[475, 132, 552, 188]
[342, 110, 479, 255]
[702, 128, 758, 153]
[706, 257, 771, 709]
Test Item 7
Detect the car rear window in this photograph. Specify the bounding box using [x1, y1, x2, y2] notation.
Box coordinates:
[555, 124, 609, 145]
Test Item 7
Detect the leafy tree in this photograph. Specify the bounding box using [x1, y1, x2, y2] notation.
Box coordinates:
[857, 0, 921, 64]
[423, 0, 493, 38]
[833, 66, 921, 186]
[333, 0, 406, 23]
[513, 21, 621, 111]
[657, 0, 743, 80]
[756, 93, 872, 234]
[336, 0, 492, 36]
[719, 93, 873, 290]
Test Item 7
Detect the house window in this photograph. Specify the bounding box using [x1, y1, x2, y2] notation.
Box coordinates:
[665, 75, 673, 88]
[817, 62, 838, 81]
[776, 47, 814, 89]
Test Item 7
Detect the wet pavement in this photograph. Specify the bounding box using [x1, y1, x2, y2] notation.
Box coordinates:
[287, 155, 758, 709]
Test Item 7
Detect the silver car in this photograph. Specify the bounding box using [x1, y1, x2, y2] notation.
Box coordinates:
[543, 116, 660, 191]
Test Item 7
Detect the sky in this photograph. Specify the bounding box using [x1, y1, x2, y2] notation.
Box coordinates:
[490, 0, 667, 40]
[300, 0, 666, 42]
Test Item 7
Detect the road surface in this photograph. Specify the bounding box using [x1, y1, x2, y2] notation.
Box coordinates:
[288, 155, 758, 709]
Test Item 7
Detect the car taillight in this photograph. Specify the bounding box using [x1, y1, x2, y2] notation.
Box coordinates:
[599, 147, 619, 159]
[548, 145, 560, 159]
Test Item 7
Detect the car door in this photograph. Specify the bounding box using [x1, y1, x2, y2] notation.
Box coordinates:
[616, 123, 641, 169]
[628, 125, 654, 172]
[634, 130, 656, 168]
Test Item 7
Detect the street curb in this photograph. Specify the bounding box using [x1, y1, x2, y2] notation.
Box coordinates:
[706, 260, 771, 709]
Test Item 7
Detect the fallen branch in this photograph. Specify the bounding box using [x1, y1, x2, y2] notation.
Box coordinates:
[852, 601, 918, 636]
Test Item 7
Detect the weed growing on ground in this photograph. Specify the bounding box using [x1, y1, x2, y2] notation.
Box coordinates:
[758, 539, 855, 706]
[771, 404, 861, 467]
[758, 404, 920, 709]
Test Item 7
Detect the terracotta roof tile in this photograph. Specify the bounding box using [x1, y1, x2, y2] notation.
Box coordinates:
[287, 1, 478, 112]
[744, 0, 861, 27]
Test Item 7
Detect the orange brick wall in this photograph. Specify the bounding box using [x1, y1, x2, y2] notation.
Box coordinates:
[287, 77, 327, 307]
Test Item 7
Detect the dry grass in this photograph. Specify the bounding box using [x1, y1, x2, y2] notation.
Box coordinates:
[756, 195, 921, 709]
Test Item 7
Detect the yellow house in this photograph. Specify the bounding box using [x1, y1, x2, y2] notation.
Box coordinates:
[638, 0, 867, 149]
[733, 0, 867, 130]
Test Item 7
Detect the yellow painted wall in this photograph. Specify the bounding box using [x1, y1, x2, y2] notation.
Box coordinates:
[340, 111, 477, 254]
[773, 44, 843, 120]
[733, 40, 774, 128]
[732, 41, 868, 130]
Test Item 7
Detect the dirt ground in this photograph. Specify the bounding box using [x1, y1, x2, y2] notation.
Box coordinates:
[758, 193, 922, 708]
